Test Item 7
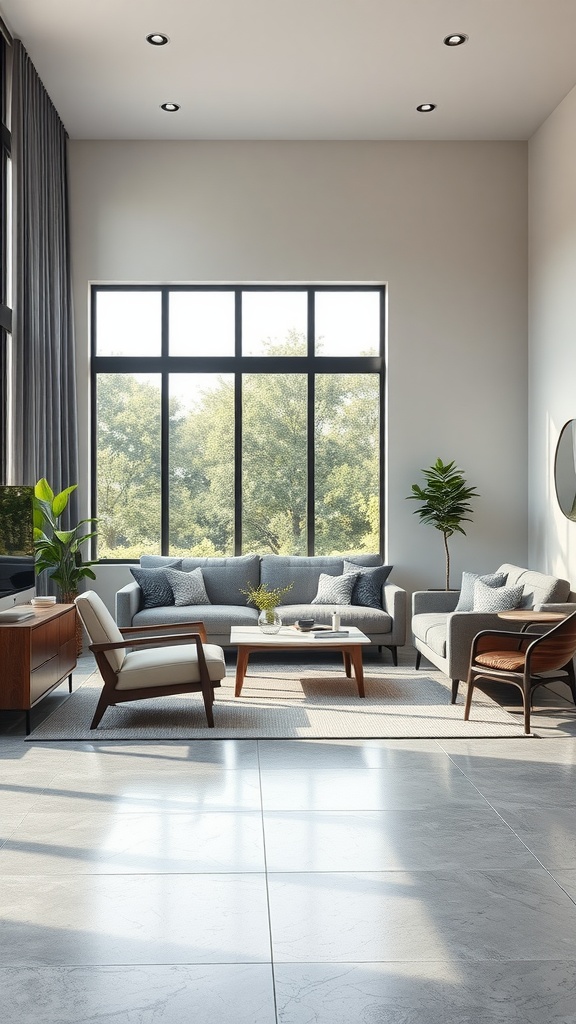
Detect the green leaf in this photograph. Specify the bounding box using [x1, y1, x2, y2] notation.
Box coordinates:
[52, 485, 77, 518]
[34, 478, 54, 503]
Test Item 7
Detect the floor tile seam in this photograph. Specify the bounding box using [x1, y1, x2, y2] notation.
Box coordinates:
[0, 870, 270, 879]
[420, 759, 576, 898]
[0, 959, 277, 969]
[255, 741, 280, 1023]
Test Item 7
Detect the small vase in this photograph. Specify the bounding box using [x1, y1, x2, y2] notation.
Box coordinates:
[258, 608, 282, 634]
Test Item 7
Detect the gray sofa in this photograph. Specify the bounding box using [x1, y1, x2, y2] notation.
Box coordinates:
[116, 553, 407, 662]
[412, 563, 573, 702]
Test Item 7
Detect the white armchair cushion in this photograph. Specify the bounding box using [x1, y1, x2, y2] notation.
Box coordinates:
[75, 591, 126, 672]
[115, 642, 226, 691]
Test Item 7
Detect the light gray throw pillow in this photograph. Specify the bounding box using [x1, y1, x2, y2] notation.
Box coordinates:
[455, 571, 507, 612]
[165, 567, 211, 607]
[472, 579, 524, 613]
[311, 571, 359, 606]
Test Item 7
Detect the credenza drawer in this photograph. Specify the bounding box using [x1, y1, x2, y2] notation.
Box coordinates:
[30, 654, 61, 703]
[31, 618, 61, 670]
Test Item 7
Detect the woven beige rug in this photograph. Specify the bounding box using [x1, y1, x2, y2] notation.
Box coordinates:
[27, 656, 525, 740]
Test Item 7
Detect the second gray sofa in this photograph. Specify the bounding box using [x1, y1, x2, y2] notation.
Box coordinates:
[412, 563, 573, 702]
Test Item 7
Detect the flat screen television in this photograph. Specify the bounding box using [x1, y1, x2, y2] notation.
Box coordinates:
[0, 485, 36, 611]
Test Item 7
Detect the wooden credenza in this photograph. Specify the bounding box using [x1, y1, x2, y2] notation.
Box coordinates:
[0, 604, 77, 733]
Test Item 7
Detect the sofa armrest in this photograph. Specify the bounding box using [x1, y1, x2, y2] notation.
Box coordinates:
[446, 611, 525, 682]
[116, 581, 142, 628]
[382, 583, 406, 645]
[412, 590, 460, 615]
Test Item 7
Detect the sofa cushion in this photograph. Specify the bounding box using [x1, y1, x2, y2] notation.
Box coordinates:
[472, 579, 524, 612]
[454, 571, 507, 612]
[261, 554, 381, 605]
[312, 571, 360, 606]
[130, 561, 181, 608]
[280, 603, 392, 636]
[412, 612, 448, 657]
[132, 604, 259, 631]
[141, 554, 260, 606]
[166, 566, 211, 607]
[343, 560, 393, 610]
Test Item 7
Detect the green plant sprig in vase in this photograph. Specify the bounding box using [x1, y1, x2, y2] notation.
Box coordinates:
[240, 581, 294, 628]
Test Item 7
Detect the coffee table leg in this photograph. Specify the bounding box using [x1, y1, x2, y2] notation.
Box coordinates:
[350, 645, 365, 697]
[235, 647, 250, 697]
[343, 651, 352, 677]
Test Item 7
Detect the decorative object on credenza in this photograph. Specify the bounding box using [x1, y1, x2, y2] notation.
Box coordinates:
[554, 419, 576, 522]
[240, 580, 294, 634]
[33, 478, 99, 654]
[407, 458, 479, 591]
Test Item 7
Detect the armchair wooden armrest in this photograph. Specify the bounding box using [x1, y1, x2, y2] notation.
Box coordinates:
[120, 620, 207, 641]
[90, 630, 208, 654]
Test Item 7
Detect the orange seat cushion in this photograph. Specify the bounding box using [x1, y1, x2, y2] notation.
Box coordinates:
[475, 650, 526, 672]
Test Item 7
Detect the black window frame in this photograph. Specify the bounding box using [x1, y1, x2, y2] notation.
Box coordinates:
[0, 29, 12, 482]
[91, 283, 386, 561]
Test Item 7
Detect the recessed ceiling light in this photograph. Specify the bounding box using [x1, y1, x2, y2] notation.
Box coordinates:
[417, 103, 436, 113]
[444, 33, 468, 46]
[161, 102, 180, 112]
[146, 33, 169, 45]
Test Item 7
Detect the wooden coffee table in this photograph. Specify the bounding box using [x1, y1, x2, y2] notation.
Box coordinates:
[230, 625, 372, 697]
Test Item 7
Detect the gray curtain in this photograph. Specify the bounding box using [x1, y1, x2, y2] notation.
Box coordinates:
[10, 39, 78, 524]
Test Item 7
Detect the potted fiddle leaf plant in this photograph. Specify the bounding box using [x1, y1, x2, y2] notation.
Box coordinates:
[407, 458, 479, 590]
[33, 479, 99, 652]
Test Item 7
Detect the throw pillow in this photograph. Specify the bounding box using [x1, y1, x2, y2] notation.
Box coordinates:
[130, 561, 181, 609]
[165, 566, 211, 607]
[311, 571, 360, 606]
[343, 560, 393, 610]
[472, 579, 524, 613]
[455, 571, 507, 612]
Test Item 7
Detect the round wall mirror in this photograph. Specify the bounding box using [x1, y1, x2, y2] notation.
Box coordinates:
[555, 419, 576, 521]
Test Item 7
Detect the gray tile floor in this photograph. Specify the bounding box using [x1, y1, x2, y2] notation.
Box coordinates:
[1, 656, 576, 1021]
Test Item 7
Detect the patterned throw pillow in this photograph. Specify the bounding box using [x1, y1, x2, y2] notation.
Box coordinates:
[130, 561, 181, 609]
[311, 571, 360, 606]
[472, 579, 524, 613]
[455, 571, 507, 612]
[165, 567, 211, 607]
[343, 560, 393, 610]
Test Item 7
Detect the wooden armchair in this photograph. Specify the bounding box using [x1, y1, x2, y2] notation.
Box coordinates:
[75, 591, 226, 729]
[465, 611, 576, 734]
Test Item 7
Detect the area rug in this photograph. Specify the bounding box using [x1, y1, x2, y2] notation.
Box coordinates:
[26, 656, 526, 740]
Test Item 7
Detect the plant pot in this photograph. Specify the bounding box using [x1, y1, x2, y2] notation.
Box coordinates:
[61, 591, 84, 656]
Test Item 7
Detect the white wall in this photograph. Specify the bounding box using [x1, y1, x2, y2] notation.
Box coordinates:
[68, 140, 528, 604]
[529, 86, 576, 585]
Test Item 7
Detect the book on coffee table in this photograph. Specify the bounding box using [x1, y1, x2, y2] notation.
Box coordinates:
[312, 629, 350, 638]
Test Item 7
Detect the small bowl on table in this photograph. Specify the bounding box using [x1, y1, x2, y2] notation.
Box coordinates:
[295, 618, 315, 631]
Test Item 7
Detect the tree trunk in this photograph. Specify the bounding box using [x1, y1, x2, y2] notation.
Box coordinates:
[443, 533, 451, 591]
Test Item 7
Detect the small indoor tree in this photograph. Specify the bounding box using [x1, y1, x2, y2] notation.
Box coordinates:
[407, 458, 479, 590]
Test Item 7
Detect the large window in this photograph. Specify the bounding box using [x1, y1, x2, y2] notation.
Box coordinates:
[92, 285, 385, 560]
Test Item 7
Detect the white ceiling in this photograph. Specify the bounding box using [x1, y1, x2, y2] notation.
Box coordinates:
[2, 0, 576, 141]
